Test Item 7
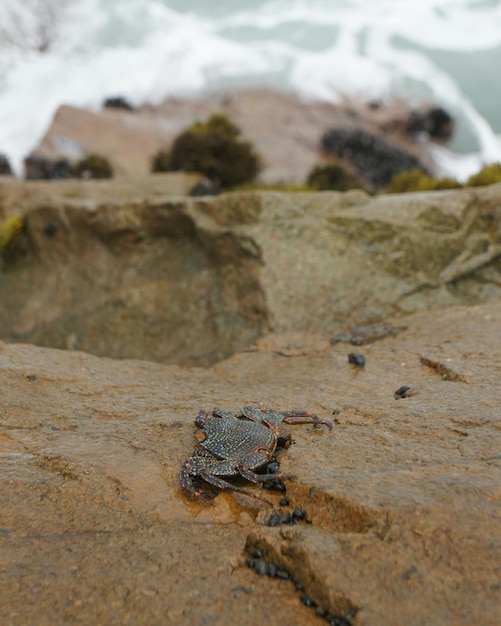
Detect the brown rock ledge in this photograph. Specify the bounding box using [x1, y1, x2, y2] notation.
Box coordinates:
[1, 180, 501, 366]
[1, 302, 500, 625]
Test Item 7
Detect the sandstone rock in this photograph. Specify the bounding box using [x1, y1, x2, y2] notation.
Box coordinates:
[1, 302, 500, 625]
[32, 90, 439, 183]
[0, 173, 201, 220]
[1, 179, 501, 366]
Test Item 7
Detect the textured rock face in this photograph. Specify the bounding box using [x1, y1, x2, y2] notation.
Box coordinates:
[1, 179, 501, 365]
[1, 303, 500, 626]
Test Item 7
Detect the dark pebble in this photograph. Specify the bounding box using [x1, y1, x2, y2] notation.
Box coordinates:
[254, 559, 268, 576]
[279, 498, 289, 506]
[348, 352, 365, 368]
[300, 594, 316, 608]
[267, 513, 292, 527]
[295, 582, 304, 591]
[262, 479, 286, 492]
[315, 606, 327, 617]
[394, 385, 411, 399]
[267, 513, 282, 527]
[267, 562, 277, 577]
[250, 548, 262, 559]
[265, 460, 280, 474]
[292, 508, 307, 521]
[26, 374, 37, 381]
[43, 223, 57, 237]
[276, 568, 290, 580]
[330, 610, 356, 625]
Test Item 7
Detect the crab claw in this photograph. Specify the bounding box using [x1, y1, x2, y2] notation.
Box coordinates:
[280, 410, 333, 430]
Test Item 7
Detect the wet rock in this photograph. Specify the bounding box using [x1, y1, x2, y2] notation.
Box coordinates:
[1, 302, 499, 625]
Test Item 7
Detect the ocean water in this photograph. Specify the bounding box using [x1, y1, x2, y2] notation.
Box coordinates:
[1, 0, 501, 178]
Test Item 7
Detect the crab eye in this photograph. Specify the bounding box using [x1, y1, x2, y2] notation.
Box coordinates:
[195, 430, 206, 442]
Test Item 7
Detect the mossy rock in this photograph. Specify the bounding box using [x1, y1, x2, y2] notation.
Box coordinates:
[0, 215, 25, 264]
[151, 113, 262, 190]
[306, 163, 367, 192]
[466, 163, 501, 187]
[387, 169, 461, 194]
[71, 154, 113, 179]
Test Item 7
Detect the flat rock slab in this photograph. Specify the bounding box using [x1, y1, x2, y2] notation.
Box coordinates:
[1, 181, 501, 366]
[1, 302, 500, 625]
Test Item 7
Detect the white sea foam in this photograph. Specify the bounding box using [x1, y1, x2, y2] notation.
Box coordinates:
[1, 0, 500, 178]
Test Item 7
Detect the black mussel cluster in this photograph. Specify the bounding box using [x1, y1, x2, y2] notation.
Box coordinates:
[246, 547, 358, 626]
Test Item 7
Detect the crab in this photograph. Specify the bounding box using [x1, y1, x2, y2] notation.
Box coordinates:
[179, 405, 332, 505]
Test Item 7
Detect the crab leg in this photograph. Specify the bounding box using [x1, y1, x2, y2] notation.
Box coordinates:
[280, 410, 333, 430]
[179, 462, 213, 503]
[194, 408, 211, 428]
[238, 463, 288, 483]
[199, 469, 273, 506]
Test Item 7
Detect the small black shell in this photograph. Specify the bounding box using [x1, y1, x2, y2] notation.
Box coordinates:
[348, 352, 366, 368]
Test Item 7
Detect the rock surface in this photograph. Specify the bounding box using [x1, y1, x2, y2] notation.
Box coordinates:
[1, 302, 500, 626]
[1, 179, 501, 365]
[31, 90, 439, 184]
[0, 172, 201, 216]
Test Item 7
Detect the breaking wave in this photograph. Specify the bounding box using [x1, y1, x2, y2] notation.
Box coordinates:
[1, 0, 501, 178]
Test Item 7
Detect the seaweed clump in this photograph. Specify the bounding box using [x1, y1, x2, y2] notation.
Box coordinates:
[151, 113, 262, 190]
[320, 128, 428, 190]
[24, 156, 71, 180]
[70, 154, 113, 179]
[387, 161, 501, 194]
[103, 96, 135, 111]
[466, 162, 501, 187]
[306, 163, 367, 192]
[0, 154, 13, 175]
[387, 169, 461, 194]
